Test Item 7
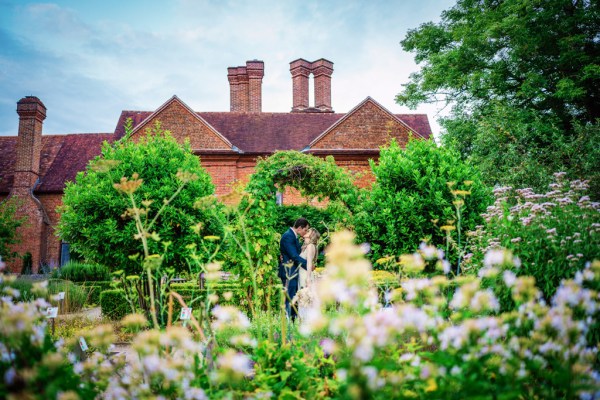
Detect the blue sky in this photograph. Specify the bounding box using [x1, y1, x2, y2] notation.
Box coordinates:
[0, 0, 455, 137]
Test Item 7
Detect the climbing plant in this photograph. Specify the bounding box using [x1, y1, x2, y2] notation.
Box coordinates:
[224, 151, 360, 315]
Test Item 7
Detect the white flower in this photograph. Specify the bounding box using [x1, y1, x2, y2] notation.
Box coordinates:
[217, 350, 253, 377]
[503, 270, 517, 287]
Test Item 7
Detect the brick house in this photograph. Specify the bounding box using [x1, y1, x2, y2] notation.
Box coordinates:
[0, 58, 432, 274]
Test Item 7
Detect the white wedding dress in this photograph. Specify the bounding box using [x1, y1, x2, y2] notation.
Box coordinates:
[299, 243, 316, 289]
[297, 244, 317, 320]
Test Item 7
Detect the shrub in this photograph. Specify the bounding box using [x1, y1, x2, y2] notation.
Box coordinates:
[52, 261, 111, 282]
[57, 122, 224, 274]
[466, 172, 600, 300]
[100, 289, 129, 320]
[0, 197, 25, 262]
[355, 138, 492, 266]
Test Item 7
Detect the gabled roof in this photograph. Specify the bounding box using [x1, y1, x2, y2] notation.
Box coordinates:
[125, 96, 234, 150]
[114, 99, 432, 154]
[309, 97, 426, 149]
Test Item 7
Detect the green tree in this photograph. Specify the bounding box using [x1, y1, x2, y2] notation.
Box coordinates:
[397, 0, 600, 194]
[0, 197, 24, 262]
[57, 122, 222, 274]
[354, 138, 492, 266]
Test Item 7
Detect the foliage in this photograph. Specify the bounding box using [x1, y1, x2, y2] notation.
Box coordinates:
[355, 138, 491, 265]
[57, 121, 223, 274]
[46, 279, 88, 314]
[1, 230, 600, 399]
[223, 150, 359, 316]
[466, 172, 600, 301]
[78, 281, 112, 305]
[443, 103, 600, 198]
[274, 201, 353, 241]
[398, 0, 600, 194]
[0, 197, 25, 262]
[99, 289, 128, 320]
[51, 261, 111, 282]
[0, 276, 96, 399]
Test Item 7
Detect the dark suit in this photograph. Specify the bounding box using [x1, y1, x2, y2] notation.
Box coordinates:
[279, 228, 307, 321]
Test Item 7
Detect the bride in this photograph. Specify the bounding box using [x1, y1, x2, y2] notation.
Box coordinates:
[299, 228, 320, 289]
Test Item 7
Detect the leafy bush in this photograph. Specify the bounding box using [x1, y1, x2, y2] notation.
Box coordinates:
[466, 172, 600, 300]
[0, 197, 25, 262]
[57, 122, 224, 274]
[99, 289, 128, 320]
[355, 138, 492, 265]
[52, 261, 111, 282]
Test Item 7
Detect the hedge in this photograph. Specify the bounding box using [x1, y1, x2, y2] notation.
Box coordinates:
[100, 289, 129, 320]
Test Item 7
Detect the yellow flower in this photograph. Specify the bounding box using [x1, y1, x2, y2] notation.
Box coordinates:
[113, 173, 143, 194]
[464, 180, 474, 186]
[446, 181, 456, 188]
[425, 378, 438, 392]
[440, 225, 456, 232]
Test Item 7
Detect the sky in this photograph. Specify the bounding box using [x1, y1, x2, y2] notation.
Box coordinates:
[0, 0, 455, 138]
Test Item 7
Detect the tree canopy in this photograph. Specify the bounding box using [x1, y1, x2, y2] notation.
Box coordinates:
[398, 0, 600, 194]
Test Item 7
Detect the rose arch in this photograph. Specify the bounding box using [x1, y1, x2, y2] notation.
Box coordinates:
[227, 151, 361, 313]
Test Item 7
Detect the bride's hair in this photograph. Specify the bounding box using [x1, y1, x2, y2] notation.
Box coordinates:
[302, 228, 320, 250]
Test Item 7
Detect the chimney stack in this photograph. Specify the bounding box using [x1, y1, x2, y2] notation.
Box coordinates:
[227, 60, 264, 112]
[290, 58, 311, 112]
[14, 96, 46, 189]
[312, 58, 334, 112]
[290, 58, 334, 113]
[246, 60, 264, 112]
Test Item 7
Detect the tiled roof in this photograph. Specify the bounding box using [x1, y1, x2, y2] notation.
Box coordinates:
[0, 134, 112, 194]
[115, 110, 432, 153]
[200, 112, 345, 153]
[1, 102, 431, 194]
[37, 134, 114, 192]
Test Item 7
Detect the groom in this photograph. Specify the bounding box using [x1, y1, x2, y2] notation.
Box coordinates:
[278, 217, 309, 321]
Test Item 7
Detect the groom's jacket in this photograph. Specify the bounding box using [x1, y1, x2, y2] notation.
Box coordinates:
[278, 228, 307, 282]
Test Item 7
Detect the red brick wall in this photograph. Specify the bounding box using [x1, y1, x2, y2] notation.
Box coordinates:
[312, 100, 412, 149]
[131, 101, 231, 150]
[39, 194, 63, 269]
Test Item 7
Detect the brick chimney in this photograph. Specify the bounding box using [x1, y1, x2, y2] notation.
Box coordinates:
[246, 60, 264, 112]
[227, 60, 264, 112]
[9, 96, 48, 274]
[14, 96, 46, 189]
[312, 58, 334, 112]
[290, 58, 334, 113]
[290, 58, 311, 112]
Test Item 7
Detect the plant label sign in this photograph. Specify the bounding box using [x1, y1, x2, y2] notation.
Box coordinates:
[180, 307, 192, 320]
[46, 307, 58, 318]
[79, 337, 89, 352]
[57, 292, 65, 300]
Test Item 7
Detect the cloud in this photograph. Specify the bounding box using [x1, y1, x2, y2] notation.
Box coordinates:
[0, 0, 453, 136]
